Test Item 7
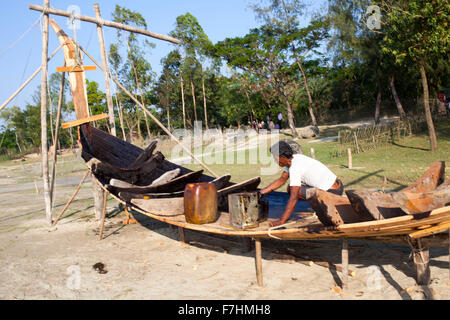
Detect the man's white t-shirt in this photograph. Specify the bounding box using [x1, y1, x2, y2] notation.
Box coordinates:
[283, 154, 336, 190]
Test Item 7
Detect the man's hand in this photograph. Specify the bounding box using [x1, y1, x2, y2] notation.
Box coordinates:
[269, 219, 286, 227]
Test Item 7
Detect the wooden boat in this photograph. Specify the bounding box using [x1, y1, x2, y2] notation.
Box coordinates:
[50, 17, 450, 246]
[345, 161, 446, 221]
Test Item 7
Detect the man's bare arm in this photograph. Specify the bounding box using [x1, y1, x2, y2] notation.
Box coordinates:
[260, 171, 289, 195]
[270, 185, 300, 227]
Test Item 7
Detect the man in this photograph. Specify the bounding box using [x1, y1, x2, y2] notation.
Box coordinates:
[277, 112, 283, 129]
[260, 140, 344, 227]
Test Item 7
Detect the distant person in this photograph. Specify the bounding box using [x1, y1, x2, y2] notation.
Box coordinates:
[277, 112, 283, 129]
[259, 140, 344, 227]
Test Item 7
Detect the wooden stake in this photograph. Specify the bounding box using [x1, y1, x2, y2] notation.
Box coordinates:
[347, 148, 352, 170]
[40, 0, 52, 226]
[353, 132, 360, 154]
[254, 238, 263, 287]
[79, 45, 220, 178]
[310, 148, 315, 159]
[0, 45, 62, 111]
[94, 3, 116, 137]
[98, 191, 108, 240]
[50, 65, 65, 207]
[178, 227, 186, 244]
[91, 173, 105, 220]
[341, 239, 349, 289]
[412, 239, 430, 285]
[51, 170, 89, 227]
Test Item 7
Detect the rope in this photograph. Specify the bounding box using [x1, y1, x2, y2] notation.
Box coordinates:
[267, 221, 299, 240]
[0, 12, 43, 58]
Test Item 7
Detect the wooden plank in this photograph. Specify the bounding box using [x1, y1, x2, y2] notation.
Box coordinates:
[392, 186, 450, 215]
[56, 65, 96, 72]
[61, 113, 109, 129]
[49, 18, 89, 119]
[400, 161, 445, 193]
[346, 189, 406, 220]
[306, 188, 366, 226]
[409, 222, 450, 239]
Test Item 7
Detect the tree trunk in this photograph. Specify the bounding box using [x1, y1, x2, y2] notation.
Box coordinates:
[283, 92, 298, 138]
[389, 75, 406, 120]
[374, 82, 382, 124]
[202, 75, 208, 129]
[297, 60, 318, 126]
[191, 80, 198, 122]
[418, 62, 437, 152]
[114, 91, 126, 140]
[180, 73, 186, 129]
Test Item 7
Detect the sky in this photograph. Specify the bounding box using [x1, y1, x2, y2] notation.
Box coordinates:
[0, 0, 325, 115]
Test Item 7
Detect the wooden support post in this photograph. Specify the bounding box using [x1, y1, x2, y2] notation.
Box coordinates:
[310, 148, 315, 159]
[254, 238, 263, 287]
[91, 173, 105, 220]
[341, 239, 349, 289]
[49, 65, 65, 207]
[178, 227, 185, 244]
[40, 0, 52, 226]
[412, 239, 431, 285]
[347, 148, 352, 170]
[98, 192, 108, 240]
[51, 170, 89, 227]
[94, 3, 116, 137]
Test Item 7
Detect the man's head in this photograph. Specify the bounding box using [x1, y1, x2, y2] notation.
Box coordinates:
[270, 140, 293, 167]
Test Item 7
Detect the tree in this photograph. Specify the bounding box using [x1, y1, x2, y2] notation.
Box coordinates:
[170, 12, 215, 128]
[251, 0, 329, 126]
[112, 5, 156, 140]
[380, 0, 449, 151]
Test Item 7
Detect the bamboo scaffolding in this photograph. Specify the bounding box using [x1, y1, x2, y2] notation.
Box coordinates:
[78, 45, 220, 179]
[0, 44, 62, 111]
[29, 4, 179, 44]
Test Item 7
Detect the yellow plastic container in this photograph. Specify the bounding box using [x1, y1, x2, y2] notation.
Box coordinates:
[184, 182, 218, 224]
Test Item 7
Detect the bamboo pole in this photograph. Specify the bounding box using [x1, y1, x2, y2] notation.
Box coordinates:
[94, 3, 116, 137]
[0, 44, 62, 111]
[51, 169, 90, 227]
[79, 45, 220, 178]
[254, 238, 263, 287]
[40, 0, 52, 226]
[347, 148, 352, 170]
[49, 65, 66, 206]
[29, 4, 179, 44]
[341, 239, 349, 289]
[98, 191, 108, 240]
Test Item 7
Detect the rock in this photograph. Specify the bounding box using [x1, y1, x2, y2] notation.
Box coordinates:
[299, 126, 320, 139]
[281, 139, 304, 155]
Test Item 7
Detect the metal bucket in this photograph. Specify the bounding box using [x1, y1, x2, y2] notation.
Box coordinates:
[228, 192, 268, 230]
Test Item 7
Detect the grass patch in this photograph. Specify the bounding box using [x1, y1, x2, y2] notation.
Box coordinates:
[184, 118, 450, 191]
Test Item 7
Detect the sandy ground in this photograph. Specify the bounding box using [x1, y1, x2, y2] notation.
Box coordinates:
[0, 178, 449, 300]
[0, 118, 449, 301]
